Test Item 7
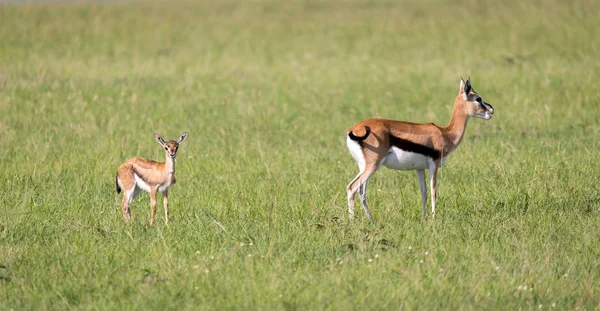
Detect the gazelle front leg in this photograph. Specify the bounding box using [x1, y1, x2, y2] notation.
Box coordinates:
[428, 161, 439, 217]
[163, 190, 169, 224]
[416, 169, 427, 217]
[150, 188, 157, 225]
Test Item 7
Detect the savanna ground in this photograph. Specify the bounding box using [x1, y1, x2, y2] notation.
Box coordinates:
[1, 0, 599, 309]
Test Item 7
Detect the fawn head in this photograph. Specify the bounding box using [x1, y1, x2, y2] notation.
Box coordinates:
[458, 77, 494, 120]
[155, 132, 187, 159]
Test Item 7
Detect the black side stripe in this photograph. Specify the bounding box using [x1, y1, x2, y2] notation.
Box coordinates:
[389, 134, 441, 159]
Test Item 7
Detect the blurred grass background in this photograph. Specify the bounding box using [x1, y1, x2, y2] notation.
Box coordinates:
[1, 0, 599, 309]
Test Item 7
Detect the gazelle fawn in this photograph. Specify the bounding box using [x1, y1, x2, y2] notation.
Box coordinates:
[116, 132, 187, 224]
[346, 77, 494, 220]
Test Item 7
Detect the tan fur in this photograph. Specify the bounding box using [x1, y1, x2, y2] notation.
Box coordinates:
[346, 78, 494, 219]
[116, 133, 187, 224]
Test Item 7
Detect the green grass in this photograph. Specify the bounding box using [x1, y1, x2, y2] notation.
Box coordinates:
[1, 0, 599, 309]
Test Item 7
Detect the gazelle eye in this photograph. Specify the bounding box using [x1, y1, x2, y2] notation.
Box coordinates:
[165, 147, 168, 150]
[476, 97, 482, 103]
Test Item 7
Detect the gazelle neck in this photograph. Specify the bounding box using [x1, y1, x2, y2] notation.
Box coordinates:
[165, 155, 175, 174]
[443, 97, 471, 148]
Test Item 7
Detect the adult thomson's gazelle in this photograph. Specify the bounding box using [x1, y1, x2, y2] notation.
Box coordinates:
[116, 132, 187, 224]
[346, 77, 494, 220]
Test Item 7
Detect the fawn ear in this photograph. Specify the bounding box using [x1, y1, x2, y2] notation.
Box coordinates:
[464, 77, 472, 95]
[459, 77, 471, 100]
[155, 133, 166, 147]
[177, 132, 188, 144]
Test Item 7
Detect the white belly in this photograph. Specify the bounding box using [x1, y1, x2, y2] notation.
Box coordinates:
[382, 147, 430, 170]
[133, 174, 152, 192]
[133, 174, 173, 193]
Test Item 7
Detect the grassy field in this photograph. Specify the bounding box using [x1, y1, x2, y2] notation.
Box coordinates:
[1, 0, 599, 309]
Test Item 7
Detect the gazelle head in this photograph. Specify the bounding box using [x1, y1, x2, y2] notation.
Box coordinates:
[459, 77, 494, 120]
[155, 132, 187, 160]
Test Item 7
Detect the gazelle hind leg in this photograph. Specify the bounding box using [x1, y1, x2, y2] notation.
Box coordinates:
[122, 186, 138, 221]
[347, 165, 380, 220]
[359, 181, 373, 220]
[346, 137, 367, 220]
[346, 171, 362, 220]
[416, 170, 427, 217]
[121, 191, 131, 221]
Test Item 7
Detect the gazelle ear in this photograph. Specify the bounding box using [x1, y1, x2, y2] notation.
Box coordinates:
[464, 77, 472, 95]
[459, 77, 466, 95]
[155, 133, 166, 146]
[177, 132, 188, 144]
